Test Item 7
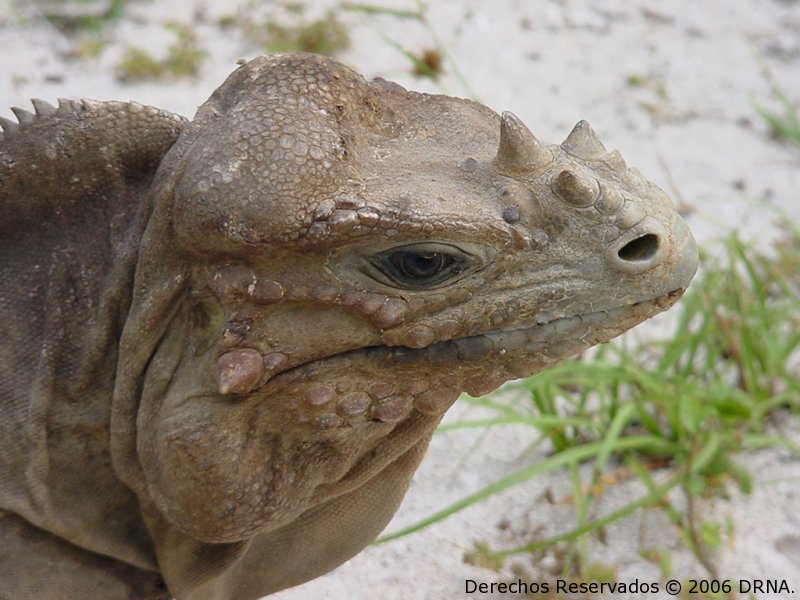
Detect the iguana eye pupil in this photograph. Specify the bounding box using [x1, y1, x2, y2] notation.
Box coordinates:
[369, 244, 471, 289]
[393, 251, 447, 279]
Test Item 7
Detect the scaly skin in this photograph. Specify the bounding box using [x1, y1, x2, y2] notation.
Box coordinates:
[0, 53, 697, 599]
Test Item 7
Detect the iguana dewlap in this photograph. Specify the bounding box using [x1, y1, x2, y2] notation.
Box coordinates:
[0, 53, 697, 599]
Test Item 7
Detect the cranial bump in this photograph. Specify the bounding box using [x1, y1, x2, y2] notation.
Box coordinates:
[371, 394, 414, 423]
[411, 387, 460, 416]
[487, 116, 646, 229]
[249, 280, 284, 304]
[305, 386, 335, 407]
[209, 262, 413, 342]
[305, 193, 385, 241]
[215, 349, 288, 396]
[267, 374, 459, 430]
[211, 264, 256, 300]
[615, 201, 646, 229]
[595, 183, 624, 214]
[552, 169, 600, 208]
[311, 283, 339, 303]
[551, 171, 640, 220]
[327, 209, 360, 233]
[403, 324, 437, 349]
[372, 297, 409, 328]
[216, 349, 264, 395]
[263, 352, 288, 372]
[336, 392, 371, 417]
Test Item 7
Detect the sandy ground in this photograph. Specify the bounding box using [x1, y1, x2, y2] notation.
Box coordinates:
[1, 0, 799, 598]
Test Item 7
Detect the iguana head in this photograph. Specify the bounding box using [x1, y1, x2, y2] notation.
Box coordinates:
[113, 53, 696, 563]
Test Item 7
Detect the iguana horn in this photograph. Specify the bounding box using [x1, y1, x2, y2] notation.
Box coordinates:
[494, 111, 551, 173]
[553, 169, 600, 207]
[561, 120, 607, 159]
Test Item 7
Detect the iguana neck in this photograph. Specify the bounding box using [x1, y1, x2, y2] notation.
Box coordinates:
[0, 99, 185, 571]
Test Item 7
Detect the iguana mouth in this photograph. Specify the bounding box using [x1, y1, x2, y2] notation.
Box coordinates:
[379, 287, 684, 363]
[269, 287, 686, 390]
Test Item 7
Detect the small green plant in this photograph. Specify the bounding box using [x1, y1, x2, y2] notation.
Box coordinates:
[377, 222, 800, 585]
[268, 15, 349, 55]
[625, 72, 670, 121]
[36, 0, 128, 61]
[68, 37, 107, 59]
[117, 21, 206, 81]
[39, 0, 127, 34]
[343, 1, 475, 93]
[756, 85, 800, 146]
[235, 8, 350, 56]
[117, 47, 163, 80]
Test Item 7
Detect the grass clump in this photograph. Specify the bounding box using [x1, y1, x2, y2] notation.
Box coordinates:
[756, 67, 800, 146]
[225, 5, 350, 56]
[343, 1, 472, 89]
[377, 223, 800, 587]
[757, 86, 800, 146]
[259, 13, 350, 56]
[35, 0, 129, 61]
[117, 21, 205, 81]
[38, 0, 127, 34]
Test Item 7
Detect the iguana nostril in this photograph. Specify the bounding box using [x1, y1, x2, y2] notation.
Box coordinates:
[617, 233, 659, 262]
[607, 218, 670, 274]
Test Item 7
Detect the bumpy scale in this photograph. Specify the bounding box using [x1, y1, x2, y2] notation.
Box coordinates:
[0, 53, 697, 600]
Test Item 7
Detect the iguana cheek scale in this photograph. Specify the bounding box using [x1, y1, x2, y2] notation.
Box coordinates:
[0, 53, 697, 599]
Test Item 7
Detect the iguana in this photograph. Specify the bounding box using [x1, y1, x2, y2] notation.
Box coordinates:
[0, 53, 697, 599]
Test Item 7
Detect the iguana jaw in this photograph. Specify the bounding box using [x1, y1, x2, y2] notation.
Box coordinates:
[265, 285, 686, 401]
[388, 288, 684, 368]
[135, 288, 685, 545]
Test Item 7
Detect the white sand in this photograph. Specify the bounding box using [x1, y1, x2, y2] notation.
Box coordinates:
[1, 0, 798, 597]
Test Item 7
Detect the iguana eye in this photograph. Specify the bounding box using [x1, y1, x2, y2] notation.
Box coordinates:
[371, 243, 472, 289]
[391, 251, 450, 279]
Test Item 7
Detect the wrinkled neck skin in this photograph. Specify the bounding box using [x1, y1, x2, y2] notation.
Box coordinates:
[0, 101, 182, 584]
[106, 54, 697, 599]
[109, 186, 463, 596]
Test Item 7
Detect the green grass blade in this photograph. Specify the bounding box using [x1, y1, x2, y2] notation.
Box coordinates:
[376, 436, 675, 544]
